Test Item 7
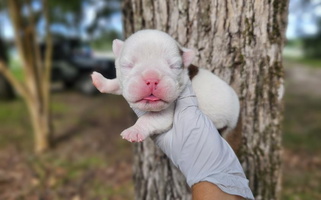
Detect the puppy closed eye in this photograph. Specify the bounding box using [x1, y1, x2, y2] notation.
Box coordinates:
[120, 58, 135, 69]
[121, 63, 134, 69]
[169, 61, 183, 69]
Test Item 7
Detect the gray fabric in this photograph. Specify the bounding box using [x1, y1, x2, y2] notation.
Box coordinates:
[134, 81, 254, 200]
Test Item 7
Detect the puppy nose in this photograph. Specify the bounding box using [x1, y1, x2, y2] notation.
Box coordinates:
[145, 79, 159, 90]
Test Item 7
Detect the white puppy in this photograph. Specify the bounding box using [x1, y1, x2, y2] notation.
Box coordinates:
[91, 30, 239, 142]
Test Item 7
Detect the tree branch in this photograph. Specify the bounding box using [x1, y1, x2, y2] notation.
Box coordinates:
[42, 0, 53, 114]
[26, 0, 44, 99]
[7, 0, 28, 73]
[7, 0, 37, 99]
[0, 61, 31, 101]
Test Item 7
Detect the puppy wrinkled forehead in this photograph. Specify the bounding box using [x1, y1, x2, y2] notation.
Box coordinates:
[122, 30, 181, 58]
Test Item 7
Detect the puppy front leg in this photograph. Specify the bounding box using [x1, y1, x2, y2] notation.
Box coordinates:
[121, 104, 174, 142]
[91, 71, 122, 95]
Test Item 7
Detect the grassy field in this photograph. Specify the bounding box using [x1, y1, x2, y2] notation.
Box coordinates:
[281, 59, 321, 200]
[0, 59, 321, 199]
[282, 93, 321, 200]
[283, 56, 321, 68]
[0, 93, 135, 200]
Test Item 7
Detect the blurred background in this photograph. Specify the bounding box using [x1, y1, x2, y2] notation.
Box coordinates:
[0, 0, 320, 199]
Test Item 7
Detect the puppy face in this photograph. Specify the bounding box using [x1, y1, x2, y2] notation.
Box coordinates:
[113, 30, 194, 112]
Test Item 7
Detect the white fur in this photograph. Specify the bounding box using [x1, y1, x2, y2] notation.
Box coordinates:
[191, 69, 239, 131]
[91, 30, 240, 142]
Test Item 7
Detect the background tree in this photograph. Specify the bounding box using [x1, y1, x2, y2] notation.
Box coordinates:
[302, 18, 321, 58]
[0, 37, 15, 100]
[0, 0, 52, 153]
[288, 0, 321, 58]
[0, 0, 120, 153]
[47, 0, 119, 40]
[122, 0, 289, 199]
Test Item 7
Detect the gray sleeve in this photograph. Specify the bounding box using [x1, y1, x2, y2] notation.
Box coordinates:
[154, 83, 255, 200]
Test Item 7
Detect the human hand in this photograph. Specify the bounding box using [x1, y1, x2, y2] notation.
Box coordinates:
[133, 82, 254, 199]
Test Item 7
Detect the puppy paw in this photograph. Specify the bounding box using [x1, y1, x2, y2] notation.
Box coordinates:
[120, 127, 147, 142]
[91, 72, 106, 93]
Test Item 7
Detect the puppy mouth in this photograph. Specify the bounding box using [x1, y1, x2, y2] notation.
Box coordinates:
[143, 95, 161, 102]
[137, 94, 167, 103]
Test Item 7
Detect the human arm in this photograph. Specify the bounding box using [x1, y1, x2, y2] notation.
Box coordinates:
[148, 82, 254, 200]
[192, 182, 244, 200]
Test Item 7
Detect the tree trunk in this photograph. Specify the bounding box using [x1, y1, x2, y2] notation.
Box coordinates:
[0, 0, 53, 153]
[133, 138, 190, 200]
[27, 99, 51, 153]
[122, 0, 288, 199]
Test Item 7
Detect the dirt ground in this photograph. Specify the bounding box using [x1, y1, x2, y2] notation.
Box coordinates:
[0, 92, 135, 200]
[0, 62, 321, 200]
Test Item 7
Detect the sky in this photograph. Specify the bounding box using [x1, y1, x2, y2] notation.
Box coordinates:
[1, 0, 321, 40]
[0, 0, 123, 40]
[286, 0, 321, 39]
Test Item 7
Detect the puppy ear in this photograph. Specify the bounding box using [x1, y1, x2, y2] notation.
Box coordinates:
[181, 47, 195, 67]
[112, 39, 124, 58]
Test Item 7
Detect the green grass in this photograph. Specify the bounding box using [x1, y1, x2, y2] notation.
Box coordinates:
[282, 91, 321, 199]
[0, 92, 134, 199]
[51, 101, 70, 113]
[282, 169, 321, 200]
[89, 180, 134, 199]
[90, 39, 113, 51]
[0, 96, 71, 150]
[0, 98, 33, 148]
[0, 98, 27, 123]
[283, 56, 321, 68]
[285, 39, 303, 48]
[24, 152, 110, 193]
[283, 94, 321, 153]
[9, 57, 24, 81]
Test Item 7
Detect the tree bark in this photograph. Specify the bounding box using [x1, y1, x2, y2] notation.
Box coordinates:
[122, 0, 288, 199]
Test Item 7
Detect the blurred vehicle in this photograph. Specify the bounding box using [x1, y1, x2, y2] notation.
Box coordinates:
[41, 38, 116, 95]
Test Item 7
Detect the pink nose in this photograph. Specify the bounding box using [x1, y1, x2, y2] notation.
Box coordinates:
[145, 79, 159, 91]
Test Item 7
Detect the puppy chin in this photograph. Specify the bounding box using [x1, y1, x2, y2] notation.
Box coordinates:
[132, 100, 170, 112]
